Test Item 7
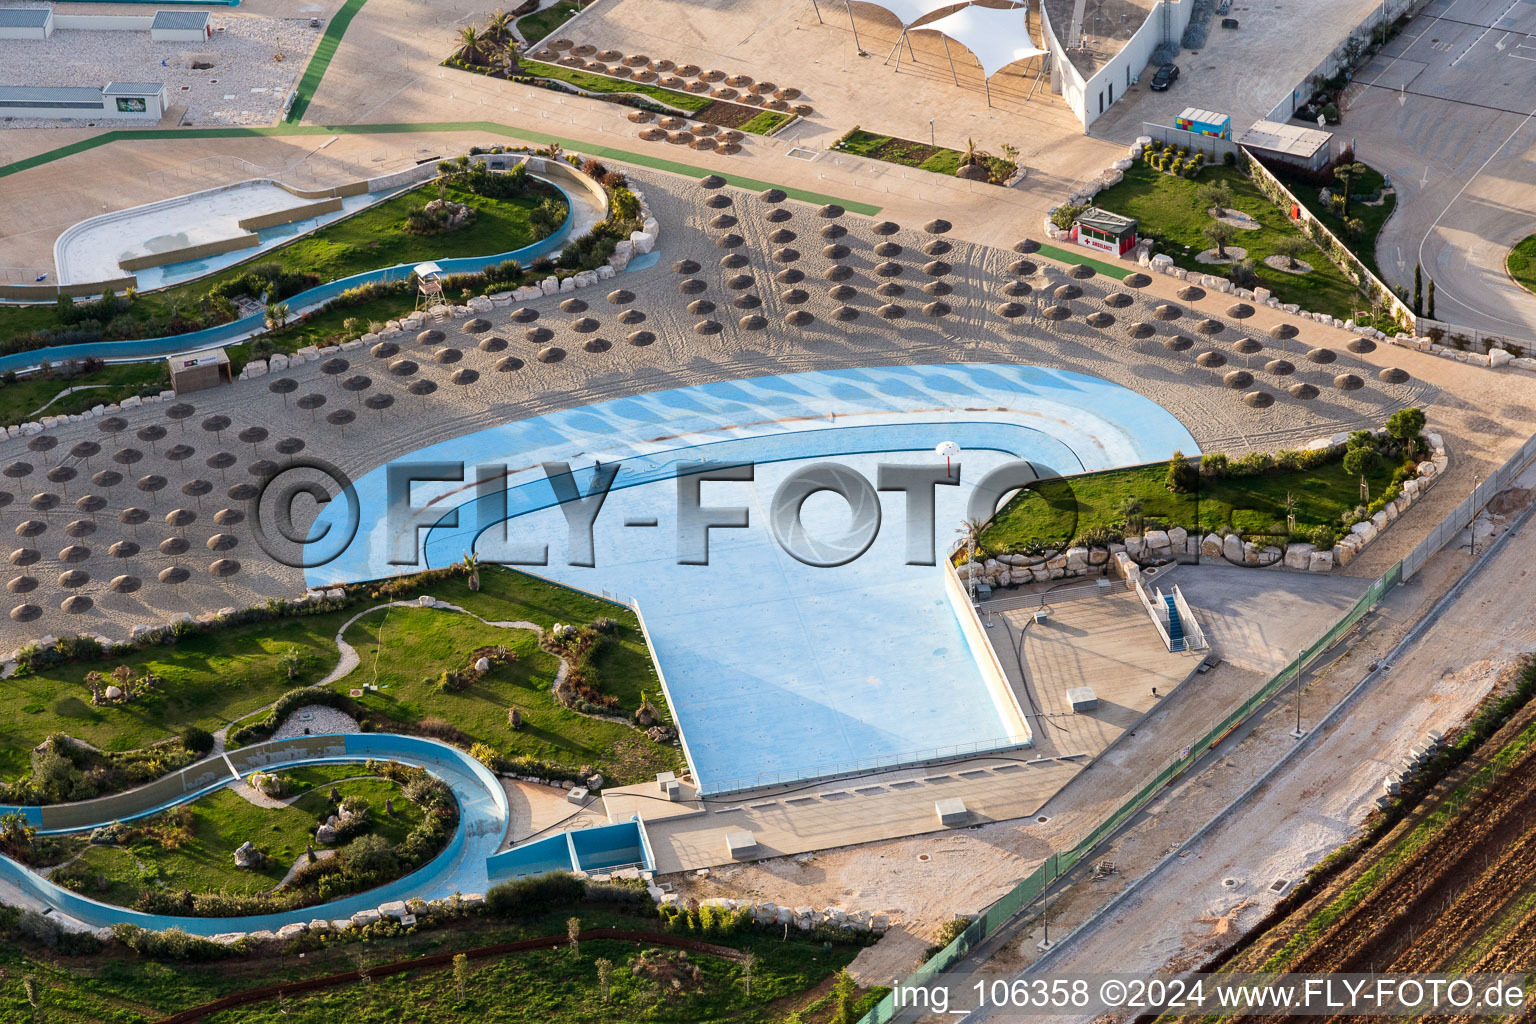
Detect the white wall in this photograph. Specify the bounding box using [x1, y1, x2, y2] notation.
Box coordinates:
[52, 14, 155, 31]
[0, 24, 50, 40]
[1043, 0, 1196, 131]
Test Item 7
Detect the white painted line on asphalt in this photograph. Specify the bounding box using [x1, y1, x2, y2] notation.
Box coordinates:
[1452, 0, 1523, 65]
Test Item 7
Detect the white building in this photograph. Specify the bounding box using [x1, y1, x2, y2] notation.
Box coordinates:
[0, 7, 53, 40]
[0, 83, 168, 121]
[150, 9, 211, 41]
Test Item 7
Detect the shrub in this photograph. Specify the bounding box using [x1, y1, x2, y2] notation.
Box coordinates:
[1307, 524, 1339, 549]
[1230, 451, 1274, 476]
[1050, 202, 1087, 232]
[485, 871, 587, 918]
[180, 726, 214, 756]
[1164, 450, 1198, 493]
[111, 923, 234, 962]
[1223, 151, 1237, 166]
[1199, 453, 1230, 478]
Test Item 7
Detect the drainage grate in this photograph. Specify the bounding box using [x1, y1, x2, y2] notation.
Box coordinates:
[786, 147, 819, 161]
[1269, 877, 1290, 893]
[1222, 877, 1240, 888]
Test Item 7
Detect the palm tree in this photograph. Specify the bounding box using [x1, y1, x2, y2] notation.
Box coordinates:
[459, 26, 484, 65]
[1202, 221, 1236, 260]
[485, 9, 513, 46]
[959, 137, 983, 169]
[1333, 161, 1368, 218]
[462, 550, 481, 591]
[264, 301, 290, 330]
[279, 647, 304, 681]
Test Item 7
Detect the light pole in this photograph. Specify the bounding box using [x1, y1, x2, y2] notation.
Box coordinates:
[929, 118, 936, 146]
[1470, 474, 1482, 556]
[1290, 652, 1304, 740]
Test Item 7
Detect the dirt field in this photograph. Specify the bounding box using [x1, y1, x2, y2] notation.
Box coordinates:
[1169, 660, 1536, 1022]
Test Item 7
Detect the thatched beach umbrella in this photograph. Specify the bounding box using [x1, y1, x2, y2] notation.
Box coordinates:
[495, 355, 526, 372]
[10, 548, 39, 567]
[1085, 311, 1115, 328]
[769, 227, 797, 245]
[1068, 264, 1095, 280]
[687, 299, 716, 315]
[875, 261, 902, 278]
[181, 479, 213, 509]
[201, 414, 231, 442]
[1307, 348, 1337, 364]
[27, 435, 56, 465]
[924, 218, 952, 235]
[76, 495, 107, 519]
[618, 309, 646, 325]
[1227, 302, 1255, 319]
[164, 444, 196, 466]
[628, 330, 655, 346]
[1233, 337, 1263, 366]
[166, 403, 196, 432]
[821, 223, 847, 240]
[91, 469, 122, 492]
[389, 358, 419, 378]
[209, 558, 241, 578]
[877, 303, 905, 320]
[98, 415, 128, 437]
[1001, 280, 1031, 297]
[1196, 318, 1225, 336]
[1268, 323, 1299, 341]
[1128, 321, 1156, 339]
[1288, 382, 1320, 400]
[7, 576, 36, 594]
[1223, 370, 1254, 389]
[785, 310, 814, 327]
[734, 294, 762, 309]
[297, 394, 327, 421]
[694, 320, 723, 335]
[1009, 259, 1037, 276]
[672, 259, 701, 274]
[1347, 337, 1377, 354]
[205, 451, 237, 481]
[716, 233, 743, 249]
[61, 594, 93, 615]
[449, 368, 480, 386]
[833, 305, 859, 321]
[371, 341, 399, 359]
[537, 346, 566, 363]
[3, 461, 32, 480]
[226, 482, 259, 502]
[269, 377, 298, 405]
[583, 337, 612, 353]
[1333, 373, 1365, 391]
[10, 604, 40, 623]
[1041, 304, 1071, 321]
[206, 532, 238, 552]
[214, 507, 245, 527]
[158, 565, 190, 585]
[739, 314, 767, 330]
[1054, 283, 1082, 300]
[571, 317, 601, 333]
[1153, 304, 1182, 321]
[29, 492, 58, 512]
[759, 188, 787, 204]
[326, 409, 356, 434]
[1176, 285, 1205, 301]
[924, 238, 951, 256]
[510, 307, 539, 324]
[1123, 272, 1151, 288]
[875, 241, 902, 258]
[700, 174, 727, 189]
[110, 574, 141, 594]
[1014, 238, 1041, 254]
[1379, 367, 1410, 384]
[462, 317, 492, 335]
[321, 356, 350, 377]
[1244, 391, 1275, 408]
[824, 265, 853, 282]
[995, 302, 1026, 319]
[46, 465, 77, 495]
[136, 474, 167, 504]
[159, 536, 190, 556]
[559, 297, 588, 314]
[722, 252, 750, 268]
[57, 568, 89, 590]
[1104, 292, 1133, 308]
[1196, 350, 1227, 368]
[1266, 359, 1296, 376]
[418, 329, 446, 345]
[775, 268, 804, 285]
[433, 348, 462, 364]
[69, 441, 101, 466]
[526, 326, 553, 344]
[58, 543, 91, 564]
[818, 203, 844, 219]
[479, 336, 508, 353]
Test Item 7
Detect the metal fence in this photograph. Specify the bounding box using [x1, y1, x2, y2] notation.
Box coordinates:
[1401, 432, 1536, 579]
[857, 429, 1536, 1024]
[1415, 318, 1536, 355]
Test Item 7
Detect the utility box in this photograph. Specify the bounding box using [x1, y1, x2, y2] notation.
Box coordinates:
[936, 798, 969, 826]
[1067, 686, 1099, 713]
[725, 830, 758, 859]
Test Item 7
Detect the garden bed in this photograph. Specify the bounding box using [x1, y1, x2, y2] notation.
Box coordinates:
[1093, 162, 1368, 319]
[832, 128, 1016, 183]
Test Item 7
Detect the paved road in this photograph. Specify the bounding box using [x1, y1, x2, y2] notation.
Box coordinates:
[1349, 0, 1536, 342]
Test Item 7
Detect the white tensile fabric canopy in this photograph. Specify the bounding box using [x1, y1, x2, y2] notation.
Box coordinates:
[914, 3, 1045, 78]
[846, 0, 977, 26]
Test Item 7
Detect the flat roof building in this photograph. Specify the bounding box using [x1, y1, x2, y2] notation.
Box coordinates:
[168, 348, 233, 395]
[150, 10, 211, 41]
[0, 82, 167, 120]
[0, 8, 52, 40]
[1237, 119, 1336, 172]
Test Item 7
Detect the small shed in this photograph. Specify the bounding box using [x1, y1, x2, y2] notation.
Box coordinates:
[1070, 207, 1138, 257]
[0, 8, 52, 39]
[102, 82, 169, 120]
[1237, 119, 1335, 172]
[1174, 107, 1232, 140]
[168, 347, 233, 394]
[150, 10, 212, 41]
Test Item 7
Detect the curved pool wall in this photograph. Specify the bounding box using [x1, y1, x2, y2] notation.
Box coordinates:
[0, 179, 577, 376]
[0, 734, 509, 936]
[307, 364, 1200, 794]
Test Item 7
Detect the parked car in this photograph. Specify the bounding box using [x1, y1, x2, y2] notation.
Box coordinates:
[1150, 64, 1180, 91]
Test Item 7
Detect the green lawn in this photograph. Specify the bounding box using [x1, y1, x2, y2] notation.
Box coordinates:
[51, 777, 418, 906]
[737, 109, 794, 135]
[836, 129, 960, 174]
[518, 59, 714, 114]
[203, 935, 873, 1024]
[1276, 162, 1396, 282]
[0, 903, 879, 1023]
[1508, 234, 1536, 297]
[980, 456, 1404, 554]
[1, 615, 347, 782]
[0, 178, 558, 351]
[0, 361, 167, 428]
[337, 601, 678, 783]
[1093, 162, 1369, 319]
[4, 567, 667, 790]
[517, 0, 581, 44]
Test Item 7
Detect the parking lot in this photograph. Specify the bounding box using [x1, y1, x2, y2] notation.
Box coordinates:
[1344, 0, 1536, 341]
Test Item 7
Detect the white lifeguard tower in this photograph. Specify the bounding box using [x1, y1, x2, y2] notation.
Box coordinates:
[414, 261, 448, 319]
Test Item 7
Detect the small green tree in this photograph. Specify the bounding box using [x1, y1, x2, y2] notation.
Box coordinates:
[263, 302, 290, 331]
[1427, 277, 1435, 319]
[1333, 161, 1368, 217]
[1342, 445, 1380, 481]
[1413, 263, 1423, 316]
[740, 950, 757, 998]
[23, 974, 41, 1020]
[1199, 180, 1234, 217]
[1202, 220, 1236, 259]
[1164, 450, 1198, 493]
[567, 915, 581, 957]
[595, 957, 614, 1002]
[609, 187, 641, 224]
[452, 952, 470, 1001]
[278, 647, 304, 681]
[1274, 235, 1309, 270]
[458, 26, 485, 64]
[1385, 407, 1426, 451]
